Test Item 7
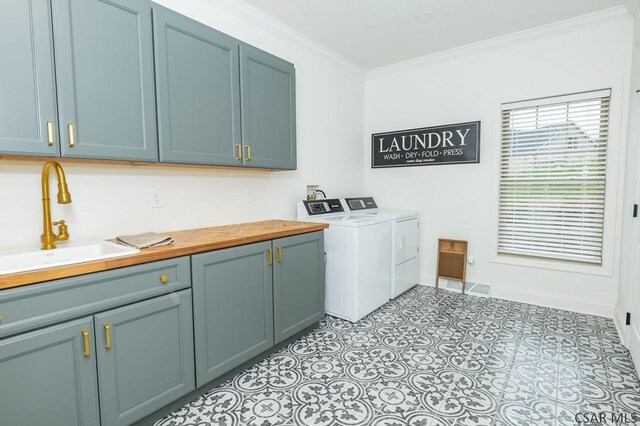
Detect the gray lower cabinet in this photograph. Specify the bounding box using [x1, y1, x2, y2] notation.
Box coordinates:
[0, 317, 101, 426]
[240, 44, 297, 170]
[273, 232, 325, 344]
[192, 232, 325, 387]
[95, 290, 194, 426]
[153, 4, 242, 166]
[0, 257, 191, 426]
[0, 0, 59, 157]
[0, 232, 322, 425]
[192, 241, 274, 387]
[0, 290, 194, 426]
[52, 0, 158, 161]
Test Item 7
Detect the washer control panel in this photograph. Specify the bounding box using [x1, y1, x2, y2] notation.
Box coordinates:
[303, 198, 345, 216]
[344, 197, 378, 211]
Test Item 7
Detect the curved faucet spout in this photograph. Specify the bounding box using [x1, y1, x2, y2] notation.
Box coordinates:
[41, 160, 72, 250]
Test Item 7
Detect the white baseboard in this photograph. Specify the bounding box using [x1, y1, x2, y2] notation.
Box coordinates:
[614, 305, 629, 346]
[418, 275, 614, 318]
[614, 306, 640, 377]
[628, 322, 640, 376]
[492, 285, 615, 318]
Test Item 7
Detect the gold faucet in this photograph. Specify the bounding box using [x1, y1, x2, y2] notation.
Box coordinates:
[41, 160, 72, 250]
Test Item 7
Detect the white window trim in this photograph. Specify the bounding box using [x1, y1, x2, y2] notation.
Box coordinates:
[501, 89, 612, 111]
[492, 88, 620, 276]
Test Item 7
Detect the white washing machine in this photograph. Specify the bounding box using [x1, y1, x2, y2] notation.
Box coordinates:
[342, 197, 420, 299]
[297, 198, 391, 322]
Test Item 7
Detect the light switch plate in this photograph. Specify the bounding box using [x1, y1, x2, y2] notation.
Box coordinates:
[152, 192, 163, 208]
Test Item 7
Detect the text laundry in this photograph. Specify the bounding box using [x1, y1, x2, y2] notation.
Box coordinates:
[378, 128, 471, 153]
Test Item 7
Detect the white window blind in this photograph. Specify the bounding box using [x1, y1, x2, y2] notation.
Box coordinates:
[499, 89, 610, 264]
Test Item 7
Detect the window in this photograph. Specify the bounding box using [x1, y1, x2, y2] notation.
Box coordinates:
[498, 89, 611, 264]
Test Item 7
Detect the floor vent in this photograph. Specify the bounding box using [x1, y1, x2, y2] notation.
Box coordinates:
[439, 279, 491, 297]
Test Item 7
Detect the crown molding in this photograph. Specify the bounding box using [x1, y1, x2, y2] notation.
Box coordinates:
[624, 0, 639, 16]
[206, 0, 366, 79]
[367, 6, 632, 79]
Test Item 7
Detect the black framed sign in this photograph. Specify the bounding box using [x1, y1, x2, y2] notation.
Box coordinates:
[371, 121, 480, 168]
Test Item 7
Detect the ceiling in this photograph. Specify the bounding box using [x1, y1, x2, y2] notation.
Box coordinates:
[240, 0, 627, 70]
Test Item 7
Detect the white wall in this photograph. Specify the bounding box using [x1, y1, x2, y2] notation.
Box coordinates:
[0, 0, 365, 251]
[616, 10, 640, 368]
[364, 16, 633, 317]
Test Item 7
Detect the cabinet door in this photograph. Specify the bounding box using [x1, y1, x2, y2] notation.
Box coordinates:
[273, 231, 325, 344]
[94, 290, 194, 426]
[52, 0, 158, 161]
[0, 317, 100, 426]
[192, 242, 274, 387]
[0, 0, 59, 156]
[240, 44, 296, 170]
[153, 5, 242, 166]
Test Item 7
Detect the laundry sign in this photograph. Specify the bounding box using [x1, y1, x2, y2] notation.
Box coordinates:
[371, 121, 480, 168]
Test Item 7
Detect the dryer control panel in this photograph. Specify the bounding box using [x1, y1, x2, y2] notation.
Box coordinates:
[344, 197, 378, 211]
[303, 198, 345, 215]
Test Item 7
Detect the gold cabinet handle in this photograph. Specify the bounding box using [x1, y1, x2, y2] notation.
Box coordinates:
[246, 145, 251, 161]
[277, 246, 283, 263]
[160, 274, 169, 284]
[82, 328, 90, 357]
[67, 122, 75, 147]
[267, 248, 273, 265]
[104, 323, 111, 350]
[236, 144, 243, 161]
[46, 121, 54, 146]
[0, 314, 3, 321]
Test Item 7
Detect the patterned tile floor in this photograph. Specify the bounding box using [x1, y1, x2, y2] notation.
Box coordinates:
[155, 286, 640, 426]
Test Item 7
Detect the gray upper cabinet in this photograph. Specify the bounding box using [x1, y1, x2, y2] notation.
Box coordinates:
[94, 290, 195, 426]
[273, 231, 325, 344]
[192, 241, 274, 387]
[0, 0, 59, 157]
[51, 0, 158, 161]
[240, 44, 297, 170]
[1, 2, 298, 169]
[0, 317, 101, 426]
[153, 4, 242, 166]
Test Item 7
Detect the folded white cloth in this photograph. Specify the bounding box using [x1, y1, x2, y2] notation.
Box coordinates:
[115, 232, 174, 249]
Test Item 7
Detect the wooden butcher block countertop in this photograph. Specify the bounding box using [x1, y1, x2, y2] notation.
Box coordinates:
[0, 220, 328, 290]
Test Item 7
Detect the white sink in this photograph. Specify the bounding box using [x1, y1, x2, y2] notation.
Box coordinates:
[0, 241, 140, 275]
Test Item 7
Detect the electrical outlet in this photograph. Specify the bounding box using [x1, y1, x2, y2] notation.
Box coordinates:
[306, 185, 319, 200]
[152, 192, 163, 208]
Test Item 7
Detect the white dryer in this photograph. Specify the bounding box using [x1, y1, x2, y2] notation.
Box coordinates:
[297, 199, 391, 322]
[342, 197, 420, 299]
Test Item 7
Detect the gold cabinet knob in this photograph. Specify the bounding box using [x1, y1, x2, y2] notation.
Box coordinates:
[160, 274, 169, 284]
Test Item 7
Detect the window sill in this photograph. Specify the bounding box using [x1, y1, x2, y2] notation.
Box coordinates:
[490, 253, 613, 277]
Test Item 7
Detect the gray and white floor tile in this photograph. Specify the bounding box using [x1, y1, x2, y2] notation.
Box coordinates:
[155, 286, 640, 426]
